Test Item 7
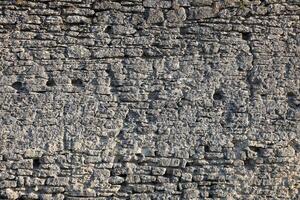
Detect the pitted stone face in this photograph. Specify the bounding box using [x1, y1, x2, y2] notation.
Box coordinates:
[0, 0, 299, 199]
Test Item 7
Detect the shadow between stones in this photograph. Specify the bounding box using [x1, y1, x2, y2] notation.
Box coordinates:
[33, 158, 41, 169]
[71, 78, 84, 87]
[46, 78, 56, 87]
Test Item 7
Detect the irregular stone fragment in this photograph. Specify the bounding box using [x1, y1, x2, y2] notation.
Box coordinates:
[93, 48, 124, 58]
[0, 1, 299, 200]
[147, 9, 164, 24]
[65, 16, 91, 24]
[143, 0, 172, 8]
[111, 25, 137, 35]
[94, 1, 121, 10]
[191, 0, 213, 6]
[0, 17, 16, 24]
[166, 7, 186, 23]
[188, 7, 215, 19]
[182, 189, 200, 199]
[67, 46, 91, 58]
[45, 16, 63, 24]
[46, 177, 69, 186]
[4, 189, 19, 200]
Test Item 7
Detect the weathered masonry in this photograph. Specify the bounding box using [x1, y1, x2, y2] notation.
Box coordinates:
[0, 0, 299, 199]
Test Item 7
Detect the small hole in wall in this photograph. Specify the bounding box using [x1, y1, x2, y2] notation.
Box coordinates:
[12, 81, 23, 91]
[16, 196, 27, 200]
[71, 79, 84, 87]
[287, 92, 296, 98]
[249, 146, 262, 156]
[242, 32, 252, 41]
[249, 146, 260, 153]
[164, 169, 173, 178]
[46, 79, 56, 87]
[244, 158, 256, 171]
[119, 174, 127, 179]
[2, 155, 7, 161]
[237, 67, 244, 71]
[105, 25, 113, 34]
[120, 180, 128, 189]
[33, 158, 41, 169]
[204, 146, 209, 152]
[213, 90, 224, 101]
[11, 81, 28, 93]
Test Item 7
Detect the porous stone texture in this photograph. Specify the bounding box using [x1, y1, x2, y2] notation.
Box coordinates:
[0, 0, 299, 199]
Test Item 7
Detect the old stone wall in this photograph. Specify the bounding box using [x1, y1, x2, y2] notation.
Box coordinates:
[0, 0, 299, 199]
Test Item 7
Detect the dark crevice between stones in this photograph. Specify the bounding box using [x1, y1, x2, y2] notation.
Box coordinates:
[244, 158, 256, 171]
[164, 169, 174, 178]
[2, 155, 7, 161]
[16, 196, 27, 200]
[237, 66, 244, 71]
[204, 145, 210, 152]
[105, 25, 113, 34]
[185, 161, 193, 167]
[287, 92, 299, 108]
[249, 146, 261, 153]
[119, 174, 127, 179]
[71, 78, 84, 87]
[12, 81, 28, 93]
[287, 92, 296, 98]
[180, 27, 188, 35]
[33, 158, 41, 169]
[249, 146, 262, 156]
[46, 78, 56, 87]
[35, 91, 47, 94]
[260, 93, 267, 98]
[120, 179, 128, 191]
[213, 90, 224, 101]
[245, 12, 253, 19]
[12, 81, 23, 90]
[242, 32, 252, 41]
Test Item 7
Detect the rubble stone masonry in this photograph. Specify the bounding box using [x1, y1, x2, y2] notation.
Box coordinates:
[0, 0, 299, 199]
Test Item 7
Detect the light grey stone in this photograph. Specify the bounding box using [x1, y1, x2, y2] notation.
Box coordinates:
[67, 45, 91, 58]
[65, 16, 91, 24]
[188, 7, 215, 19]
[147, 9, 164, 24]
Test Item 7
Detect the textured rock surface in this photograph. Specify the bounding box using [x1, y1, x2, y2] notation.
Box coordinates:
[0, 0, 299, 199]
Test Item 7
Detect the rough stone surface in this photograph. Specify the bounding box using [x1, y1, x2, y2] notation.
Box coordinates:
[0, 0, 299, 199]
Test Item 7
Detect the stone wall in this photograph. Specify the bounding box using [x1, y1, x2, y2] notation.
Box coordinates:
[0, 0, 299, 199]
